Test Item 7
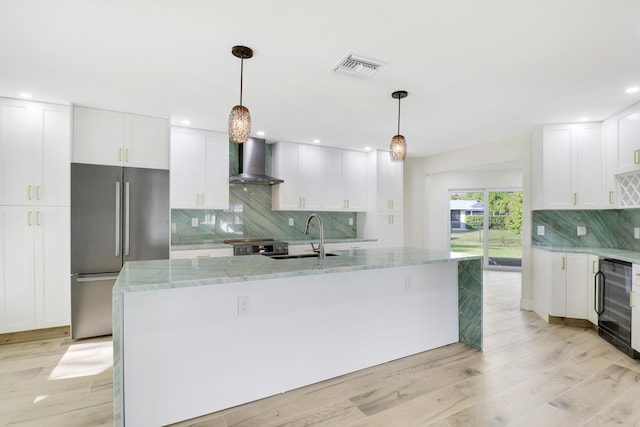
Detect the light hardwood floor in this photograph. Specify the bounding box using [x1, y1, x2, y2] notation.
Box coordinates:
[2, 271, 640, 426]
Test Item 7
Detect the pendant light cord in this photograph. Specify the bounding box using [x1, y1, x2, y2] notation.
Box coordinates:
[239, 56, 244, 106]
[397, 95, 401, 135]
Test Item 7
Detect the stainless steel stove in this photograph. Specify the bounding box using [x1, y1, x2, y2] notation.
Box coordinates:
[224, 238, 289, 256]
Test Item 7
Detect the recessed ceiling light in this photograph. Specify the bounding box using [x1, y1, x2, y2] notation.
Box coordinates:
[181, 120, 191, 125]
[256, 131, 265, 136]
[364, 146, 371, 151]
[19, 93, 33, 98]
[579, 117, 590, 122]
[313, 139, 320, 144]
[626, 86, 639, 94]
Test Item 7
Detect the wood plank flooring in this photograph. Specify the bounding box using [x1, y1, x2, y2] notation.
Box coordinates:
[1, 271, 640, 426]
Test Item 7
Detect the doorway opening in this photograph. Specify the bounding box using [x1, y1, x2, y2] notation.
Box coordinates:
[449, 189, 522, 269]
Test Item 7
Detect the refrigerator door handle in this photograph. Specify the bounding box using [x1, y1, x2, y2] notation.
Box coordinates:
[595, 271, 605, 315]
[124, 181, 130, 256]
[115, 181, 121, 257]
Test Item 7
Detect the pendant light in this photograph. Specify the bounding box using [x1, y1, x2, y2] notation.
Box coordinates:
[228, 45, 253, 144]
[390, 90, 408, 161]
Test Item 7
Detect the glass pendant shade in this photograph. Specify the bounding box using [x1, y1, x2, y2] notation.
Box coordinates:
[228, 105, 251, 144]
[390, 90, 408, 161]
[390, 134, 407, 161]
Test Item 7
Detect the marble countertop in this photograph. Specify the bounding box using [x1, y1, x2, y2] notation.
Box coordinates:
[533, 245, 640, 264]
[115, 247, 481, 293]
[170, 238, 377, 251]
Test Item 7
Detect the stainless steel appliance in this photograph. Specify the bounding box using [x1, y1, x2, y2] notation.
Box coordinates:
[229, 138, 284, 185]
[225, 238, 288, 256]
[595, 258, 639, 358]
[71, 163, 169, 339]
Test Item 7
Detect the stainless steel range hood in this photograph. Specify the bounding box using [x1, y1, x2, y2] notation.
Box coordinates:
[229, 137, 284, 185]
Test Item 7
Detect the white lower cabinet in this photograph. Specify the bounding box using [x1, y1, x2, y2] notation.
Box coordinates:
[0, 205, 70, 333]
[534, 249, 594, 321]
[632, 264, 640, 352]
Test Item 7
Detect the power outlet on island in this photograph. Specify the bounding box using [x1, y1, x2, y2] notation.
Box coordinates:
[237, 296, 250, 316]
[288, 218, 294, 226]
[191, 218, 199, 227]
[404, 276, 414, 292]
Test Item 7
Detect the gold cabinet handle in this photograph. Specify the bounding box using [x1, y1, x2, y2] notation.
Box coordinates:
[36, 211, 40, 226]
[592, 260, 597, 274]
[36, 186, 40, 201]
[27, 211, 32, 226]
[562, 256, 566, 270]
[196, 255, 210, 258]
[573, 193, 577, 205]
[27, 185, 32, 200]
[119, 148, 122, 162]
[201, 193, 205, 206]
[635, 149, 640, 165]
[126, 148, 129, 162]
[609, 191, 614, 205]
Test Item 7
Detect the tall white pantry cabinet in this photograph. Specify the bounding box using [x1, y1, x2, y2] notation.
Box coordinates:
[0, 98, 71, 334]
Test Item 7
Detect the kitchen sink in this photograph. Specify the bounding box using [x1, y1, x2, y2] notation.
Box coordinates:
[264, 253, 339, 260]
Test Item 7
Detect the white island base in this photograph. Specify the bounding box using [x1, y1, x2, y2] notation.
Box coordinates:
[114, 250, 478, 426]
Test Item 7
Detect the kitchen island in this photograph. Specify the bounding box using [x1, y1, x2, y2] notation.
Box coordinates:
[112, 247, 482, 426]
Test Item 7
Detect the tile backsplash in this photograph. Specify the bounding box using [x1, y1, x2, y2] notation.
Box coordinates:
[171, 141, 357, 244]
[532, 209, 640, 250]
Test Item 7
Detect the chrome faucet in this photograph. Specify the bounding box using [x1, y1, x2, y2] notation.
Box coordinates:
[304, 213, 325, 260]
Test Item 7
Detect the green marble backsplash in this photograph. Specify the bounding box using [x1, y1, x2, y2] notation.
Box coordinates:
[532, 209, 640, 250]
[171, 141, 358, 244]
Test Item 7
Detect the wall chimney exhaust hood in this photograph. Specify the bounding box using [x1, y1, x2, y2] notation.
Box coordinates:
[229, 137, 284, 185]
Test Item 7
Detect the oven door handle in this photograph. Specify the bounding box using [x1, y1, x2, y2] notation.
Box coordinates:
[594, 271, 605, 316]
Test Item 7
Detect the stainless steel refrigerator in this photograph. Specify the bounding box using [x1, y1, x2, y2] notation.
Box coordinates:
[70, 163, 169, 339]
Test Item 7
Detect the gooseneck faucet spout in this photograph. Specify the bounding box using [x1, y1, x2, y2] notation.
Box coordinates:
[304, 213, 325, 260]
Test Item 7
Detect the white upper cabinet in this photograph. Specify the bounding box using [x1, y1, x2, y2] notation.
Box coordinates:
[170, 127, 229, 209]
[533, 123, 602, 209]
[602, 117, 618, 208]
[343, 150, 367, 211]
[0, 98, 70, 206]
[616, 104, 640, 174]
[73, 106, 169, 169]
[323, 148, 367, 211]
[376, 150, 403, 212]
[273, 141, 368, 212]
[272, 142, 324, 211]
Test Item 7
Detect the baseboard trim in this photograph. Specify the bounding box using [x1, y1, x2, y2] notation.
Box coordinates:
[520, 298, 534, 311]
[0, 326, 70, 345]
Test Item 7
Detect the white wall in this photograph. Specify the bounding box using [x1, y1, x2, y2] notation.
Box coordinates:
[404, 132, 533, 310]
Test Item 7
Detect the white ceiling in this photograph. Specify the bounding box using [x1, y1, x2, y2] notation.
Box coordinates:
[2, 0, 640, 158]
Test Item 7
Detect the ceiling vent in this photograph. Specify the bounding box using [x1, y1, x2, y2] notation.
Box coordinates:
[331, 52, 384, 79]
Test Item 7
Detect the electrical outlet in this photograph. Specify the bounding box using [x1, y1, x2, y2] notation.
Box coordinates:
[349, 218, 354, 226]
[191, 218, 198, 227]
[288, 218, 294, 226]
[634, 227, 640, 239]
[577, 226, 587, 236]
[404, 276, 414, 292]
[537, 225, 545, 236]
[237, 296, 250, 316]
